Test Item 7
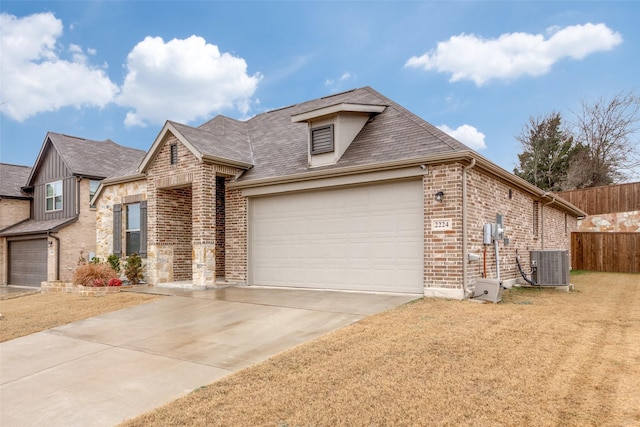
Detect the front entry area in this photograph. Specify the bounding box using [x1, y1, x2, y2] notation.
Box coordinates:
[249, 180, 424, 294]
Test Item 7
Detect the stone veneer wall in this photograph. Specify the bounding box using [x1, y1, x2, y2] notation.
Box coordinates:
[577, 211, 640, 232]
[0, 198, 31, 285]
[95, 179, 147, 259]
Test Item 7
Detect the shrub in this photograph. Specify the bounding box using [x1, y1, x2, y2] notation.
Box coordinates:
[73, 263, 118, 287]
[124, 253, 144, 285]
[108, 278, 122, 287]
[107, 254, 121, 274]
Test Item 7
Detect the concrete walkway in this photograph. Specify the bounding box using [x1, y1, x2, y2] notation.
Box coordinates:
[0, 286, 418, 426]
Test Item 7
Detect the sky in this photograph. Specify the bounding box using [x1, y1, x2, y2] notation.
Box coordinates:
[1, 1, 638, 177]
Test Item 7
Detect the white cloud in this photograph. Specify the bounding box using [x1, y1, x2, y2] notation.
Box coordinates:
[324, 71, 356, 92]
[437, 124, 486, 150]
[0, 12, 119, 121]
[117, 35, 262, 127]
[406, 23, 622, 86]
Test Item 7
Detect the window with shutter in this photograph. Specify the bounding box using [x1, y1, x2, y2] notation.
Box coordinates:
[310, 124, 334, 154]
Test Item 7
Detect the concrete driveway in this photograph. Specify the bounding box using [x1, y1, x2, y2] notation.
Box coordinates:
[0, 286, 417, 426]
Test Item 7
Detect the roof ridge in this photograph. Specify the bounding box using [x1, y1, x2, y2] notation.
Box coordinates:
[0, 162, 31, 168]
[320, 88, 357, 99]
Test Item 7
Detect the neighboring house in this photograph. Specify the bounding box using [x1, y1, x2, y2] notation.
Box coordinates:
[93, 87, 585, 298]
[0, 163, 33, 285]
[0, 133, 145, 286]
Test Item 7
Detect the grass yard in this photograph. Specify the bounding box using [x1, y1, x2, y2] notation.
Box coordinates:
[122, 272, 640, 427]
[0, 291, 161, 342]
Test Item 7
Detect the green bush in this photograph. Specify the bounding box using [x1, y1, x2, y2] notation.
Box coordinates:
[107, 254, 121, 273]
[124, 253, 145, 285]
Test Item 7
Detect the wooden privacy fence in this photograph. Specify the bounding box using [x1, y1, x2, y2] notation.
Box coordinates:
[571, 232, 640, 273]
[558, 182, 640, 215]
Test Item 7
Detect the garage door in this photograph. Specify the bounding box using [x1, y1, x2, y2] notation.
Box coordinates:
[250, 180, 424, 293]
[9, 239, 47, 287]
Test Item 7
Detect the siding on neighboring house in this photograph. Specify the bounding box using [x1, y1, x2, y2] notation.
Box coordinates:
[32, 147, 76, 221]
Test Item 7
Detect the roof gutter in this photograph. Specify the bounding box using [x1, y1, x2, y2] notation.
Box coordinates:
[201, 154, 253, 170]
[229, 151, 474, 189]
[91, 173, 146, 205]
[228, 150, 586, 218]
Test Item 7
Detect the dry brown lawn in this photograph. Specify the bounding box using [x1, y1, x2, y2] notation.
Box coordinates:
[0, 291, 161, 342]
[122, 272, 640, 427]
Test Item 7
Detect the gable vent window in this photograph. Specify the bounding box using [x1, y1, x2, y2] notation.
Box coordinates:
[310, 124, 334, 154]
[170, 144, 178, 165]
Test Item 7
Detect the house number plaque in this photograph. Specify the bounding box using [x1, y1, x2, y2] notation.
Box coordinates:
[431, 219, 452, 231]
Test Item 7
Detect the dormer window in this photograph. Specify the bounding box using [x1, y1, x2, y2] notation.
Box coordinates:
[292, 102, 386, 168]
[310, 125, 334, 154]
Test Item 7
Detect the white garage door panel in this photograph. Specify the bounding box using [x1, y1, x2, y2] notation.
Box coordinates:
[250, 180, 424, 294]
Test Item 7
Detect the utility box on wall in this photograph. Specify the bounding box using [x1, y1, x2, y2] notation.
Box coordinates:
[530, 250, 570, 285]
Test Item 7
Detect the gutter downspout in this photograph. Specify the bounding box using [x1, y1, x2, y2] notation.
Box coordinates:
[462, 158, 476, 298]
[541, 194, 556, 249]
[48, 232, 61, 281]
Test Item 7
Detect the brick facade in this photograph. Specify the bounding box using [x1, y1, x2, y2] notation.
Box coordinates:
[416, 162, 577, 297]
[224, 187, 247, 283]
[141, 134, 242, 287]
[96, 155, 578, 295]
[0, 198, 31, 284]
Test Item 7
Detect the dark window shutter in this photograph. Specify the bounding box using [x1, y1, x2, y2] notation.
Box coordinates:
[113, 204, 122, 256]
[310, 125, 334, 154]
[139, 201, 147, 258]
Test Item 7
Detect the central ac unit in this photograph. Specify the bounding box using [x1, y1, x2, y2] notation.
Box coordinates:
[530, 250, 570, 286]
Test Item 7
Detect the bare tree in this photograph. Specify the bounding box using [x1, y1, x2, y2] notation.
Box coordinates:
[566, 92, 640, 188]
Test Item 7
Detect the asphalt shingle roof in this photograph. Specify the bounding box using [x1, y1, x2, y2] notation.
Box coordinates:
[0, 163, 32, 198]
[0, 217, 77, 236]
[161, 87, 470, 182]
[44, 133, 146, 180]
[171, 118, 254, 166]
[238, 86, 469, 181]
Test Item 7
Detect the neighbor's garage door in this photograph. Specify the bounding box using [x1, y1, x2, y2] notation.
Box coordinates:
[9, 239, 47, 287]
[250, 180, 424, 294]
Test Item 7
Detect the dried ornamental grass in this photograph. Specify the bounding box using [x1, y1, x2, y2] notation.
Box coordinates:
[72, 263, 118, 287]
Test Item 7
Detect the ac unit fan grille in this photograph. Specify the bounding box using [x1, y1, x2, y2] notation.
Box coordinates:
[530, 250, 570, 285]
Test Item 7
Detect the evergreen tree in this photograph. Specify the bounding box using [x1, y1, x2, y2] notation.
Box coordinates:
[514, 112, 578, 191]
